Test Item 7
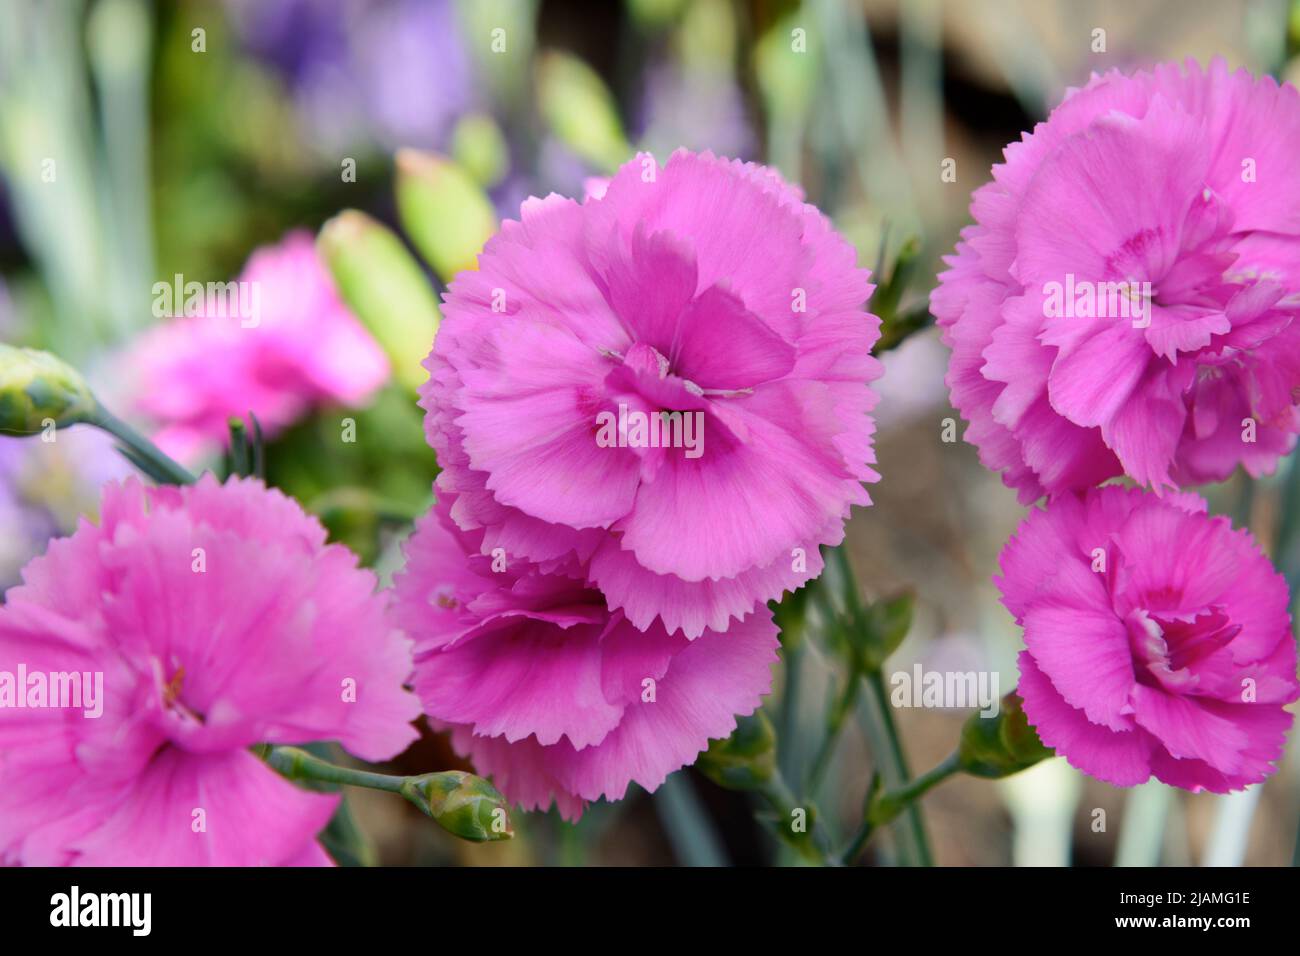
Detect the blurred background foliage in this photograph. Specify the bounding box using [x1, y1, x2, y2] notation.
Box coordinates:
[1, 0, 1298, 866]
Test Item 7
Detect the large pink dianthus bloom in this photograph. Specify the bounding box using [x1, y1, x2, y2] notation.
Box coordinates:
[392, 497, 779, 820]
[998, 485, 1297, 792]
[423, 149, 881, 638]
[934, 59, 1300, 502]
[0, 475, 420, 865]
[127, 231, 389, 462]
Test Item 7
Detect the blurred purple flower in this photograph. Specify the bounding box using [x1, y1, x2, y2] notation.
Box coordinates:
[636, 64, 755, 160]
[225, 0, 476, 155]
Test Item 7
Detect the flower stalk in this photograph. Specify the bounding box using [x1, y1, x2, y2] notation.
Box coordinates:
[266, 746, 514, 843]
[89, 403, 196, 485]
[842, 752, 960, 864]
[697, 712, 838, 865]
[0, 342, 195, 484]
[842, 690, 1054, 863]
[818, 545, 932, 865]
[856, 667, 933, 865]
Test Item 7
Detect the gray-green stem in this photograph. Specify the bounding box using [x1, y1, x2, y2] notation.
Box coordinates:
[806, 672, 860, 796]
[857, 668, 934, 865]
[89, 402, 196, 485]
[826, 545, 933, 865]
[758, 769, 841, 867]
[842, 752, 959, 865]
[265, 745, 407, 793]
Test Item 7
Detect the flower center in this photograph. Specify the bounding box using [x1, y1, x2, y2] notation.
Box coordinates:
[1125, 606, 1238, 693]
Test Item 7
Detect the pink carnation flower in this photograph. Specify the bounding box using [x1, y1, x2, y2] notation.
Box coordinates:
[999, 485, 1297, 792]
[423, 149, 881, 638]
[393, 497, 779, 820]
[934, 59, 1300, 502]
[0, 475, 420, 865]
[128, 231, 389, 462]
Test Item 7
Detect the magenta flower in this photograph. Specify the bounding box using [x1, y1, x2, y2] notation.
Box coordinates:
[423, 149, 881, 638]
[393, 497, 779, 820]
[934, 59, 1300, 501]
[0, 475, 420, 865]
[127, 231, 389, 462]
[999, 485, 1297, 792]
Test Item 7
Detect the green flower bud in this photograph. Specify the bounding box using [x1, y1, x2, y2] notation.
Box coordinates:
[317, 211, 441, 391]
[0, 344, 97, 436]
[771, 584, 812, 651]
[696, 712, 777, 791]
[957, 690, 1054, 779]
[537, 51, 630, 173]
[400, 770, 514, 843]
[450, 114, 510, 188]
[852, 590, 914, 673]
[678, 0, 737, 74]
[395, 149, 497, 284]
[872, 237, 933, 353]
[756, 13, 817, 121]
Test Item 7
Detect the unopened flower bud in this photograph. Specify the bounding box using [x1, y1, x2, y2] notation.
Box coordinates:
[957, 689, 1054, 778]
[852, 590, 914, 672]
[395, 149, 497, 283]
[317, 210, 441, 391]
[400, 770, 514, 842]
[0, 344, 96, 435]
[696, 712, 777, 791]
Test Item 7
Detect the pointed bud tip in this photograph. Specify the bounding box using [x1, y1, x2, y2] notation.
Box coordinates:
[402, 770, 515, 843]
[318, 209, 376, 246]
[395, 148, 450, 180]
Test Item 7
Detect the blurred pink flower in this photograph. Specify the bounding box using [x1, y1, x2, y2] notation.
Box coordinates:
[393, 497, 779, 820]
[0, 475, 420, 865]
[127, 231, 388, 462]
[423, 149, 881, 638]
[999, 485, 1297, 792]
[933, 59, 1300, 502]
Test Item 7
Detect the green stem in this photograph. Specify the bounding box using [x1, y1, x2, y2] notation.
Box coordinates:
[858, 668, 933, 865]
[228, 418, 251, 478]
[89, 403, 195, 485]
[266, 745, 407, 794]
[806, 673, 860, 797]
[653, 772, 729, 867]
[778, 638, 805, 784]
[842, 752, 959, 865]
[758, 769, 840, 867]
[825, 545, 933, 865]
[826, 545, 863, 618]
